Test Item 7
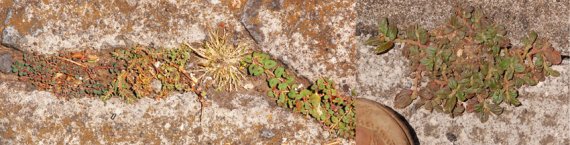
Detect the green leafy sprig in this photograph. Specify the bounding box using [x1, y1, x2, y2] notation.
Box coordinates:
[244, 52, 356, 138]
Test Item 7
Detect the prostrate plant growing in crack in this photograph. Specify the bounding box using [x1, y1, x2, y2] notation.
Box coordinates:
[102, 45, 198, 103]
[11, 51, 112, 98]
[8, 24, 355, 139]
[11, 45, 203, 103]
[366, 6, 563, 122]
[9, 28, 245, 121]
[244, 52, 356, 138]
[11, 27, 251, 104]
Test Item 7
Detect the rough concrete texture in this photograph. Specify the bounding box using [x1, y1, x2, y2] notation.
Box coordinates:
[0, 0, 354, 144]
[356, 0, 569, 144]
[0, 82, 350, 144]
[0, 0, 221, 54]
[240, 0, 358, 89]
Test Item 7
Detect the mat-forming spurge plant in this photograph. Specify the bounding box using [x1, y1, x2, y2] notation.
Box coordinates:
[366, 6, 563, 122]
[244, 52, 356, 138]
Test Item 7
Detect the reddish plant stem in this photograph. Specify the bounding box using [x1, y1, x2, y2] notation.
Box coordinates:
[395, 39, 429, 49]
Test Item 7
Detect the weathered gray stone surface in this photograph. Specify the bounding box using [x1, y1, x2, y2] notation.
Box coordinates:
[0, 83, 346, 144]
[241, 0, 358, 89]
[1, 26, 22, 50]
[356, 0, 569, 144]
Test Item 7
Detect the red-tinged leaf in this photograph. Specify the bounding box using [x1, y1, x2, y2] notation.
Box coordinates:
[513, 63, 525, 73]
[375, 41, 395, 54]
[522, 32, 537, 48]
[423, 100, 434, 112]
[427, 81, 440, 91]
[544, 47, 562, 65]
[444, 96, 457, 113]
[549, 69, 561, 77]
[465, 99, 478, 113]
[419, 89, 434, 100]
[378, 18, 389, 35]
[452, 103, 465, 117]
[528, 31, 538, 43]
[416, 26, 429, 44]
[478, 112, 489, 122]
[365, 37, 382, 46]
[386, 24, 398, 41]
[394, 90, 413, 109]
[488, 104, 504, 115]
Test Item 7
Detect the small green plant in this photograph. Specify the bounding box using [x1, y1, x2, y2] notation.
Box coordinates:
[244, 52, 356, 138]
[190, 29, 250, 91]
[366, 6, 563, 122]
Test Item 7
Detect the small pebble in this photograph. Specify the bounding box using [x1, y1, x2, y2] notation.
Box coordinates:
[243, 83, 254, 89]
[446, 132, 457, 142]
[151, 79, 162, 93]
[164, 123, 171, 129]
[260, 128, 275, 139]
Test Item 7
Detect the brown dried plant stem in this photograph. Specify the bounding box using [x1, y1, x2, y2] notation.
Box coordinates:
[55, 56, 95, 79]
[411, 70, 423, 98]
[144, 48, 208, 122]
[177, 64, 208, 122]
[329, 106, 353, 133]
